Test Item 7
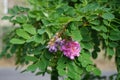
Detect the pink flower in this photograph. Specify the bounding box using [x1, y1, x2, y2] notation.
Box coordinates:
[60, 40, 81, 60]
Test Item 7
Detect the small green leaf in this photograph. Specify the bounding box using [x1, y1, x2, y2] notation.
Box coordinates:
[109, 30, 120, 41]
[93, 68, 101, 76]
[38, 28, 46, 35]
[2, 16, 12, 20]
[71, 30, 82, 42]
[58, 69, 66, 76]
[102, 13, 115, 20]
[100, 33, 108, 39]
[25, 56, 38, 62]
[34, 35, 43, 43]
[107, 47, 114, 56]
[90, 20, 100, 25]
[109, 42, 118, 48]
[86, 65, 94, 72]
[46, 28, 53, 38]
[27, 64, 38, 71]
[10, 38, 25, 44]
[16, 15, 27, 23]
[57, 16, 73, 23]
[23, 24, 36, 35]
[16, 29, 30, 39]
[81, 42, 94, 49]
[92, 26, 101, 31]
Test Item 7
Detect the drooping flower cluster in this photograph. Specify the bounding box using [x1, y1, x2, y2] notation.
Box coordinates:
[47, 32, 62, 52]
[47, 33, 81, 60]
[60, 40, 81, 60]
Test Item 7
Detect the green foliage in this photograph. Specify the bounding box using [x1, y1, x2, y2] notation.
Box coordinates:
[1, 0, 120, 80]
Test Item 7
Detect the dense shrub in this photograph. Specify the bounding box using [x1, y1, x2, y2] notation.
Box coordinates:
[1, 0, 120, 80]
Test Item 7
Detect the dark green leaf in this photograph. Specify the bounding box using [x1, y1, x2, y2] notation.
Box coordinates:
[25, 56, 38, 62]
[109, 42, 118, 47]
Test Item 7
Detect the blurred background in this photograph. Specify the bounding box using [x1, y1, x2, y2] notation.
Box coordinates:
[0, 0, 117, 80]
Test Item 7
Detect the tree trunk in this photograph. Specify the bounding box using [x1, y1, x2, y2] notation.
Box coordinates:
[51, 68, 59, 80]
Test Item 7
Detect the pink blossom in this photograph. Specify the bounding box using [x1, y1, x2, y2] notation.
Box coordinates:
[60, 40, 81, 60]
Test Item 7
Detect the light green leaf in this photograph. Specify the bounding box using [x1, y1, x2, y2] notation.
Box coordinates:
[34, 35, 43, 43]
[23, 24, 36, 35]
[58, 69, 66, 76]
[38, 28, 46, 35]
[16, 15, 27, 23]
[102, 13, 115, 20]
[46, 28, 53, 39]
[107, 47, 114, 56]
[57, 16, 73, 23]
[86, 65, 94, 72]
[93, 68, 101, 76]
[27, 64, 38, 71]
[10, 38, 25, 44]
[92, 26, 101, 31]
[71, 30, 82, 42]
[16, 29, 30, 39]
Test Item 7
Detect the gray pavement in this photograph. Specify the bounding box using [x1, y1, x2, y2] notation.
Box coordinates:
[0, 67, 50, 80]
[0, 67, 117, 80]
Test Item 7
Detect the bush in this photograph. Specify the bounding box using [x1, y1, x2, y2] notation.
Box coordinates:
[1, 0, 120, 80]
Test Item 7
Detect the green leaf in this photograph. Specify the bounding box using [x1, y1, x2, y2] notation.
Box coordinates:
[109, 30, 120, 41]
[16, 29, 31, 39]
[100, 25, 107, 32]
[34, 35, 43, 43]
[10, 38, 25, 44]
[27, 63, 38, 71]
[58, 69, 66, 76]
[90, 20, 100, 25]
[81, 42, 94, 49]
[23, 24, 36, 35]
[93, 68, 101, 76]
[100, 33, 108, 39]
[92, 26, 101, 31]
[38, 28, 46, 35]
[86, 65, 94, 72]
[16, 15, 27, 23]
[109, 42, 118, 48]
[107, 47, 114, 56]
[2, 16, 12, 20]
[71, 30, 82, 42]
[102, 13, 115, 20]
[78, 53, 93, 67]
[25, 56, 38, 62]
[46, 28, 53, 38]
[38, 55, 48, 71]
[57, 16, 73, 23]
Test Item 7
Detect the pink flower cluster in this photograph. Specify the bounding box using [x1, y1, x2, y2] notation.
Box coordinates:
[60, 40, 81, 60]
[47, 38, 81, 60]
